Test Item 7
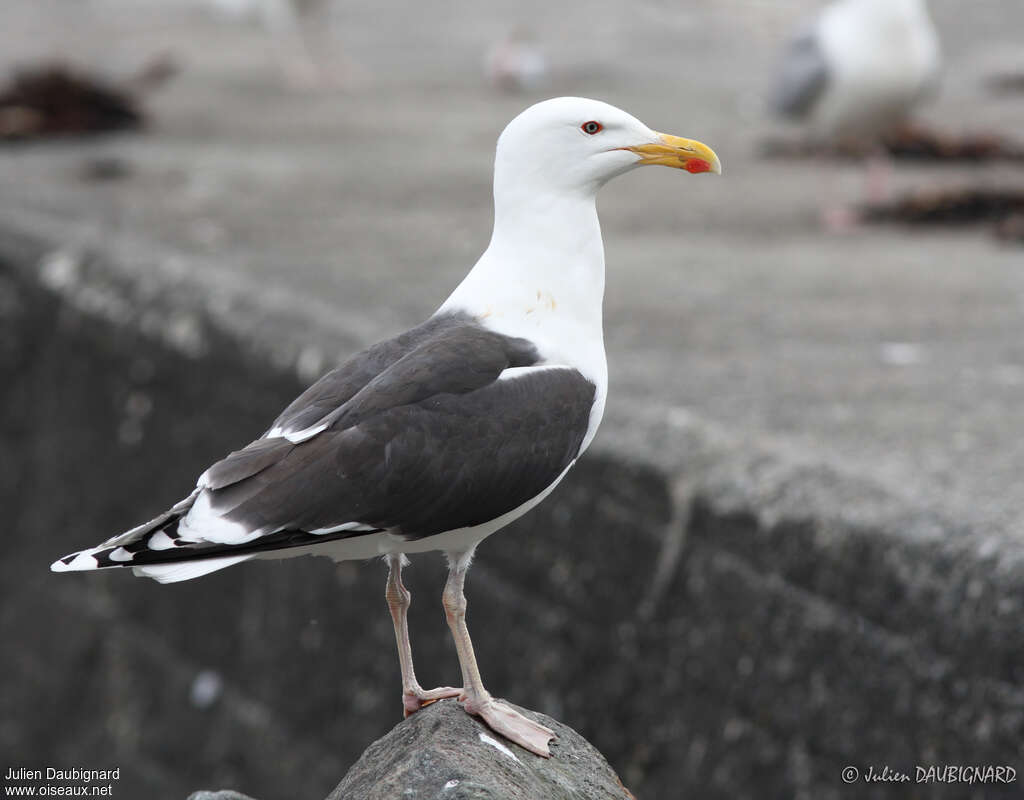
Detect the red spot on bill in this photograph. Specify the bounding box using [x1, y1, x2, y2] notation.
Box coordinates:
[685, 158, 712, 174]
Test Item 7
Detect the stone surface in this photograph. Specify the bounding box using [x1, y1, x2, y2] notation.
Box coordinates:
[188, 792, 261, 800]
[327, 699, 633, 800]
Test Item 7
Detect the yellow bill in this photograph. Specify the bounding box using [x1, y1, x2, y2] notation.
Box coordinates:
[624, 133, 722, 174]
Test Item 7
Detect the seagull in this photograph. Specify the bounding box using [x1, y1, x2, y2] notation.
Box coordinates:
[51, 97, 720, 757]
[773, 0, 940, 140]
[772, 0, 939, 228]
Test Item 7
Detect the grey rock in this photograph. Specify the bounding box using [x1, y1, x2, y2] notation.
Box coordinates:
[327, 699, 634, 800]
[188, 792, 261, 800]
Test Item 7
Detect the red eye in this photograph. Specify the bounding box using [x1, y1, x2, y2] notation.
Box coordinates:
[581, 120, 603, 135]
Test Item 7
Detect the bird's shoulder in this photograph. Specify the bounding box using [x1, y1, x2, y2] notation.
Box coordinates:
[270, 312, 537, 436]
[199, 311, 545, 491]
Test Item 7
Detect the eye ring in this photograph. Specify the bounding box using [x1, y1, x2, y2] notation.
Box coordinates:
[581, 120, 603, 135]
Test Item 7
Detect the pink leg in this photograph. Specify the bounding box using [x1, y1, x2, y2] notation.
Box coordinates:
[385, 554, 460, 717]
[864, 148, 893, 205]
[441, 553, 556, 757]
[818, 153, 861, 234]
[821, 144, 891, 232]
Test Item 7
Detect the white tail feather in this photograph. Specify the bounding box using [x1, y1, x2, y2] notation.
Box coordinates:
[131, 554, 253, 583]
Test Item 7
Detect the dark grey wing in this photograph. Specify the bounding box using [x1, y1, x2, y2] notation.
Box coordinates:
[774, 22, 831, 118]
[63, 317, 593, 571]
[200, 437, 295, 491]
[200, 311, 524, 490]
[268, 312, 483, 437]
[62, 367, 595, 572]
[217, 366, 596, 539]
[306, 324, 538, 434]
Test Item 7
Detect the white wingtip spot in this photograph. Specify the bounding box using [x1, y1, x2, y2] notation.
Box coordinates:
[284, 423, 328, 444]
[266, 423, 328, 445]
[51, 551, 99, 572]
[109, 547, 134, 562]
[478, 732, 522, 764]
[147, 531, 176, 550]
[497, 364, 570, 382]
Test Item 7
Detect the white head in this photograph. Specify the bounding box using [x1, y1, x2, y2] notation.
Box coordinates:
[443, 97, 720, 364]
[493, 97, 721, 199]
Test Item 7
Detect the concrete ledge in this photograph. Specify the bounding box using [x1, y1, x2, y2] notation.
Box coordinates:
[601, 405, 1024, 689]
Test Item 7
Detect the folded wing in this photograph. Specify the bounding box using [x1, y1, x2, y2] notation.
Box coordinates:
[52, 313, 595, 577]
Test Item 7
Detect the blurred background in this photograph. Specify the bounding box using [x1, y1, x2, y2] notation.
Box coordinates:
[2, 1, 1023, 798]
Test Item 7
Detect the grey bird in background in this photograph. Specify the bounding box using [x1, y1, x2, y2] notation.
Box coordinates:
[774, 0, 940, 141]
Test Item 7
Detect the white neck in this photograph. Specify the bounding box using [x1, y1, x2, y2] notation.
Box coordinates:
[438, 177, 610, 454]
[438, 173, 607, 384]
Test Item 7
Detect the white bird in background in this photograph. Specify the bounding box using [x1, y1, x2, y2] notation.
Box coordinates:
[772, 0, 940, 228]
[774, 0, 941, 141]
[53, 97, 720, 757]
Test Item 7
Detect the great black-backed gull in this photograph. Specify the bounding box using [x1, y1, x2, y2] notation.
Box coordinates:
[52, 97, 720, 756]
